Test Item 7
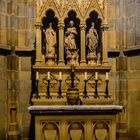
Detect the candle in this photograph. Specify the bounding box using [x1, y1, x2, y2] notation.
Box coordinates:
[106, 72, 109, 80]
[95, 72, 98, 80]
[85, 72, 87, 80]
[36, 71, 39, 80]
[59, 72, 62, 80]
[47, 71, 50, 80]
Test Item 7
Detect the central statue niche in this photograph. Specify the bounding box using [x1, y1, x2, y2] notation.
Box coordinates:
[64, 10, 80, 66]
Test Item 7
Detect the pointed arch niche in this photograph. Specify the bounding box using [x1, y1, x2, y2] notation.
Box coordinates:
[64, 10, 80, 65]
[68, 122, 85, 140]
[42, 122, 60, 140]
[42, 9, 59, 64]
[86, 10, 102, 65]
[93, 121, 110, 140]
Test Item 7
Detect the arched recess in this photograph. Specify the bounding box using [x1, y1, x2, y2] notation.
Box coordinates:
[64, 10, 80, 64]
[42, 9, 59, 63]
[86, 10, 102, 64]
[68, 122, 85, 140]
[93, 121, 109, 140]
[42, 122, 59, 140]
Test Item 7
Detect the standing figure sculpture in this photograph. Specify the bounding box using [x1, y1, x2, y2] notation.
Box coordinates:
[86, 22, 98, 54]
[45, 23, 56, 57]
[65, 20, 79, 65]
[86, 22, 99, 65]
[44, 23, 56, 64]
[65, 20, 77, 50]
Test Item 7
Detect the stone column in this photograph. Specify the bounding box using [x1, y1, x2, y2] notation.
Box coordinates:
[7, 53, 20, 140]
[101, 23, 109, 65]
[58, 22, 65, 65]
[116, 52, 128, 139]
[101, 0, 109, 65]
[103, 0, 108, 25]
[35, 21, 42, 65]
[80, 23, 86, 65]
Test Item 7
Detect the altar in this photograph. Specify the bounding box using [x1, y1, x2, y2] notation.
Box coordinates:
[29, 0, 123, 140]
[29, 105, 123, 140]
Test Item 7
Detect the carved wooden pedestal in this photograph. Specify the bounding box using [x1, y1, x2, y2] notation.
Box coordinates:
[29, 105, 122, 140]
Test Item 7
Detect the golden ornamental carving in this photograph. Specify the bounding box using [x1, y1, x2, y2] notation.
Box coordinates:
[98, 0, 106, 10]
[75, 0, 91, 18]
[53, 0, 69, 17]
[36, 0, 105, 20]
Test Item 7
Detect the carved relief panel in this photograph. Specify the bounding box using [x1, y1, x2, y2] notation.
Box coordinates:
[35, 115, 116, 140]
[42, 122, 59, 140]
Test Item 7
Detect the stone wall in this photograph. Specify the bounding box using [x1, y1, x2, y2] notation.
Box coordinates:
[126, 0, 140, 48]
[0, 0, 35, 49]
[0, 0, 35, 139]
[0, 0, 140, 139]
[127, 55, 140, 139]
[18, 56, 32, 139]
[0, 55, 7, 140]
[108, 0, 140, 139]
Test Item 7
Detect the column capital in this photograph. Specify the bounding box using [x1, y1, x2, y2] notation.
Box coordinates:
[80, 23, 86, 30]
[58, 22, 65, 30]
[35, 22, 42, 29]
[101, 23, 109, 31]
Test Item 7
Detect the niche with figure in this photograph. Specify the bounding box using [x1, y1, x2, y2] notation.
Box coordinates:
[42, 9, 59, 64]
[68, 122, 84, 140]
[93, 121, 109, 140]
[42, 122, 59, 140]
[86, 11, 102, 65]
[64, 10, 80, 65]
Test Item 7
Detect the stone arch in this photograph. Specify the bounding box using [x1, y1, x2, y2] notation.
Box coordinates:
[39, 2, 61, 20]
[42, 122, 59, 140]
[85, 8, 104, 22]
[93, 121, 109, 140]
[42, 9, 59, 30]
[68, 122, 85, 140]
[62, 6, 83, 22]
[64, 9, 81, 26]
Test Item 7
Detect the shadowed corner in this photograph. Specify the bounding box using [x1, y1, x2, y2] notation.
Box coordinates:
[28, 114, 35, 140]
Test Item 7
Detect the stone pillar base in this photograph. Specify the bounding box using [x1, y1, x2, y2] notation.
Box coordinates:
[80, 60, 86, 66]
[8, 131, 20, 140]
[58, 60, 65, 66]
[102, 61, 109, 66]
[35, 60, 42, 65]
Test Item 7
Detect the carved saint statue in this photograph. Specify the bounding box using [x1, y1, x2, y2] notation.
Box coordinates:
[44, 23, 56, 57]
[64, 20, 79, 65]
[86, 22, 98, 53]
[65, 20, 77, 50]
